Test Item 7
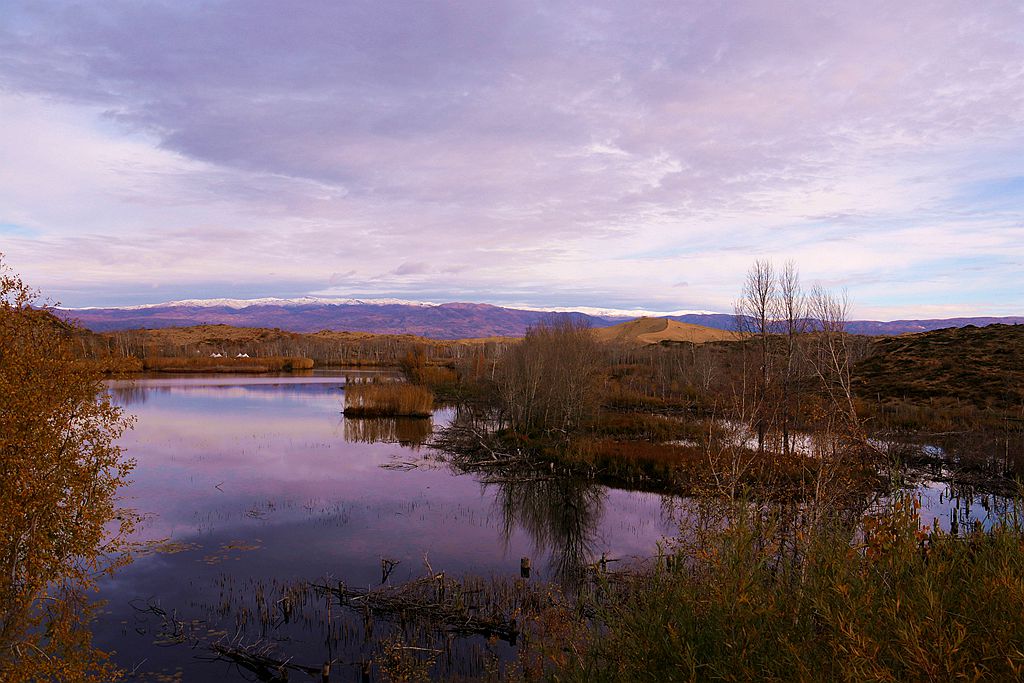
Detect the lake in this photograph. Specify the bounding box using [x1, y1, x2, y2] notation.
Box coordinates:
[92, 372, 1010, 681]
[95, 372, 677, 681]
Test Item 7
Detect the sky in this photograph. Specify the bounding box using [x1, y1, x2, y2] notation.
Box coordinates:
[0, 1, 1022, 319]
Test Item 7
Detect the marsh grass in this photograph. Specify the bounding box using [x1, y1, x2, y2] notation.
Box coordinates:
[552, 494, 1024, 681]
[343, 382, 434, 418]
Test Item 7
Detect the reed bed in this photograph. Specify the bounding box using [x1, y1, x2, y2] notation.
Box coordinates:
[343, 382, 434, 418]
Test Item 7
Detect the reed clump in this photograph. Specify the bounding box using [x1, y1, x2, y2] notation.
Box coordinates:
[343, 382, 434, 418]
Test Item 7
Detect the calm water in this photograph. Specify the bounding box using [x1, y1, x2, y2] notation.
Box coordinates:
[95, 373, 676, 681]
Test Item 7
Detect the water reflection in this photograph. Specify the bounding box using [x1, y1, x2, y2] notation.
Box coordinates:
[343, 416, 433, 447]
[93, 373, 674, 681]
[490, 476, 606, 582]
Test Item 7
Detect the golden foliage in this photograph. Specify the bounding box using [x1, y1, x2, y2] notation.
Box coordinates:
[0, 258, 135, 681]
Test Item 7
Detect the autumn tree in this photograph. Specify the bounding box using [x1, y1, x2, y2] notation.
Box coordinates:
[0, 259, 135, 682]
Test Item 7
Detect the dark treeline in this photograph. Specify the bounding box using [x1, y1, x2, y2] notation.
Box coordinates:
[68, 323, 514, 369]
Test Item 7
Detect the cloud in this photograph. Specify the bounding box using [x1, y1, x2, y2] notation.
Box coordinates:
[392, 261, 429, 276]
[0, 0, 1022, 317]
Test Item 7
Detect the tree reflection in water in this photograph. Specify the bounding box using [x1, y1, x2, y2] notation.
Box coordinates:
[490, 474, 606, 583]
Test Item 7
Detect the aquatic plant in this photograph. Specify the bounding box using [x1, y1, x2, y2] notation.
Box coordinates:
[343, 382, 434, 418]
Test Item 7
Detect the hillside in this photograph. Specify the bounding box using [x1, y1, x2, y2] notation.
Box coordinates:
[58, 297, 1024, 339]
[853, 324, 1024, 414]
[594, 317, 738, 345]
[58, 301, 618, 338]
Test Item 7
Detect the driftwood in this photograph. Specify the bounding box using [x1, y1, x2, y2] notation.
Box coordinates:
[204, 640, 327, 681]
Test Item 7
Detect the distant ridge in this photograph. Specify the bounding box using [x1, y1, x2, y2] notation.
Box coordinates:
[56, 297, 1024, 339]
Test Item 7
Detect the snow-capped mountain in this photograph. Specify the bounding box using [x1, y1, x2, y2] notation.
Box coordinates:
[68, 296, 440, 311]
[55, 297, 1023, 339]
[58, 297, 649, 338]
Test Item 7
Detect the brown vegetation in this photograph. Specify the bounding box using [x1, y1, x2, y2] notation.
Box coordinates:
[549, 495, 1024, 682]
[343, 382, 434, 418]
[79, 323, 515, 370]
[495, 318, 605, 436]
[854, 323, 1024, 426]
[0, 259, 135, 681]
[140, 355, 313, 373]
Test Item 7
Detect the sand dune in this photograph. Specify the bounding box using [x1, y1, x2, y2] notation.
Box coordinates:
[593, 316, 738, 345]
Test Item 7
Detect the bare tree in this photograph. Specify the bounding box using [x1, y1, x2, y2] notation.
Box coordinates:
[495, 317, 605, 436]
[806, 285, 864, 443]
[775, 261, 808, 456]
[735, 260, 777, 454]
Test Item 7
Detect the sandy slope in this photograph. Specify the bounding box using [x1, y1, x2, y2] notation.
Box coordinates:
[593, 317, 738, 345]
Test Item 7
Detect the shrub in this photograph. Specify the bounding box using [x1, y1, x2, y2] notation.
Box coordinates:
[495, 318, 605, 436]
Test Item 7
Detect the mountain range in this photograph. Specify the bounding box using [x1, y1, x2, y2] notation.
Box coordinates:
[56, 298, 1024, 339]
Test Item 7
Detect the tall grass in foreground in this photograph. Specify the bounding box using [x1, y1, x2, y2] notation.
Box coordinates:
[548, 495, 1024, 682]
[343, 382, 434, 418]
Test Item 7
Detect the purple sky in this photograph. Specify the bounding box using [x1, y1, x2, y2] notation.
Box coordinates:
[1, 1, 1022, 318]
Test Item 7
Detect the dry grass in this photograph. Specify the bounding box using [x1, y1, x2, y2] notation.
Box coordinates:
[343, 382, 434, 418]
[555, 496, 1024, 682]
[593, 316, 741, 345]
[854, 323, 1024, 421]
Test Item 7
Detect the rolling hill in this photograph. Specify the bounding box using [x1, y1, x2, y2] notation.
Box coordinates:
[593, 317, 738, 345]
[57, 297, 1024, 339]
[853, 324, 1024, 413]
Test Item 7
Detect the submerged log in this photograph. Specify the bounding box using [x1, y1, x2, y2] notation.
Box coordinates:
[312, 575, 521, 644]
